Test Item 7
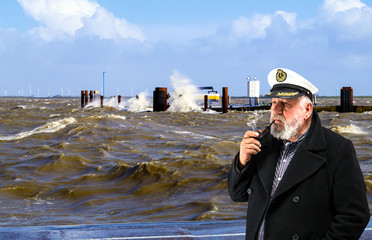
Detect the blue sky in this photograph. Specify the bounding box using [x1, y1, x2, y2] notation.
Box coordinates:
[1, 0, 372, 97]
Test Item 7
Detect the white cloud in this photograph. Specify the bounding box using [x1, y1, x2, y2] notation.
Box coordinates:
[226, 0, 372, 43]
[231, 10, 297, 41]
[275, 11, 297, 31]
[320, 0, 372, 41]
[4, 0, 372, 96]
[232, 14, 272, 40]
[322, 0, 366, 19]
[17, 0, 145, 42]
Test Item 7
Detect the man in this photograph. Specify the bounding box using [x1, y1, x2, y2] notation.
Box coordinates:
[228, 68, 370, 240]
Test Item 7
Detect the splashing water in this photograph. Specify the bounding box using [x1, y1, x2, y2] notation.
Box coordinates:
[126, 92, 151, 112]
[83, 92, 151, 112]
[167, 71, 203, 112]
[84, 97, 118, 108]
[81, 71, 209, 112]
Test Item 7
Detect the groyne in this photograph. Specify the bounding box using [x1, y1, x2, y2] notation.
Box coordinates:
[80, 86, 371, 113]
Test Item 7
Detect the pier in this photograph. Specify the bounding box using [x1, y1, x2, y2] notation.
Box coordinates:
[0, 219, 371, 239]
[80, 86, 371, 113]
[209, 104, 372, 113]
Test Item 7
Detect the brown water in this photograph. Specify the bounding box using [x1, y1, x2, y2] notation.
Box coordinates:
[0, 97, 371, 227]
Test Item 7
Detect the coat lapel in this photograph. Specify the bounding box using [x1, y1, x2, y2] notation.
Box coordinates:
[272, 149, 326, 199]
[272, 111, 328, 199]
[255, 137, 281, 196]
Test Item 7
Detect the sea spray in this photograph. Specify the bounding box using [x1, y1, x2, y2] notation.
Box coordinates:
[167, 71, 203, 112]
[126, 92, 151, 112]
[80, 71, 205, 112]
[105, 97, 119, 107]
[83, 93, 151, 112]
[84, 97, 118, 108]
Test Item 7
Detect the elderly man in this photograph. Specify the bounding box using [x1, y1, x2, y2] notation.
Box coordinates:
[228, 68, 370, 240]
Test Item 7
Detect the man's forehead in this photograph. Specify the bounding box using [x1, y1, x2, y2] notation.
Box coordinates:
[271, 97, 299, 103]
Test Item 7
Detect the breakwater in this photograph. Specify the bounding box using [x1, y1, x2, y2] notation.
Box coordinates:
[81, 86, 372, 113]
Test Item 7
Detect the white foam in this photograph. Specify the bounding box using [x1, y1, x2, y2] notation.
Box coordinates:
[167, 71, 203, 112]
[0, 117, 77, 141]
[83, 93, 152, 112]
[13, 105, 27, 109]
[107, 114, 127, 121]
[330, 124, 366, 135]
[84, 98, 102, 108]
[126, 92, 151, 112]
[81, 71, 207, 112]
[202, 109, 219, 114]
[173, 130, 216, 139]
[84, 97, 119, 108]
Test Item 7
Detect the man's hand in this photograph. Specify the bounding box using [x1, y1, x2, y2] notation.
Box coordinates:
[239, 131, 261, 166]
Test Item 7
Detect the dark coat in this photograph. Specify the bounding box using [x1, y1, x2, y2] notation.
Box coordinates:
[228, 111, 370, 240]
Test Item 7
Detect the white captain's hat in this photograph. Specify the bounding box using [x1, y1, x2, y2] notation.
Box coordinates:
[265, 68, 318, 100]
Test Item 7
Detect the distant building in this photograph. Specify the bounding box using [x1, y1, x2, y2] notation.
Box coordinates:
[247, 76, 260, 106]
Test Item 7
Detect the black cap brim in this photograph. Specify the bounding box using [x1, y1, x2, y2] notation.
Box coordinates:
[265, 83, 312, 100]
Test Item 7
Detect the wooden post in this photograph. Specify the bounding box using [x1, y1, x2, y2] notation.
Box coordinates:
[153, 87, 168, 111]
[81, 90, 85, 108]
[100, 95, 104, 107]
[222, 87, 228, 113]
[85, 90, 89, 106]
[204, 95, 209, 111]
[340, 87, 353, 112]
[118, 95, 122, 104]
[89, 90, 94, 103]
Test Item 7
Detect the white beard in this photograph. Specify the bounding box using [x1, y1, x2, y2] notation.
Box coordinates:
[270, 113, 304, 141]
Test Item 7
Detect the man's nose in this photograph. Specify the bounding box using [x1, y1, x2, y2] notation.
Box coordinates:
[272, 102, 283, 114]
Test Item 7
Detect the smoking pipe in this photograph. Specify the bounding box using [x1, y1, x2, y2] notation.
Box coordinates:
[255, 120, 275, 141]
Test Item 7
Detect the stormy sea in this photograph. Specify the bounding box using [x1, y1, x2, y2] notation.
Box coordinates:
[0, 94, 371, 227]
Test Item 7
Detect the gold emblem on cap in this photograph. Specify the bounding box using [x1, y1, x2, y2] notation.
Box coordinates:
[276, 69, 287, 82]
[277, 92, 298, 96]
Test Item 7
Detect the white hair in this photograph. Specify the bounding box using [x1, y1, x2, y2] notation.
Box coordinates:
[299, 95, 313, 110]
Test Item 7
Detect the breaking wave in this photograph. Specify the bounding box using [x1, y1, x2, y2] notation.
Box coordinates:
[0, 117, 77, 141]
[330, 124, 366, 135]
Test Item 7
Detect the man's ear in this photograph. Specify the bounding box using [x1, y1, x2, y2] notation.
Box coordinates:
[304, 102, 313, 120]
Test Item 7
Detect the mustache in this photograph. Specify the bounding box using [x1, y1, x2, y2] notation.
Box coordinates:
[270, 114, 286, 122]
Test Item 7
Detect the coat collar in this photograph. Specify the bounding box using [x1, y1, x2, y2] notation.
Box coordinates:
[272, 110, 328, 199]
[302, 110, 328, 152]
[255, 111, 328, 199]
